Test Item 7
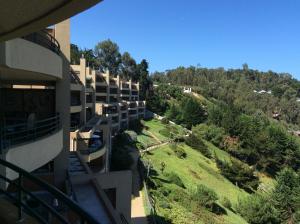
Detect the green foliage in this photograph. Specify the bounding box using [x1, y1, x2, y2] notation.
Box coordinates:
[220, 197, 232, 210]
[237, 194, 280, 224]
[193, 124, 225, 147]
[123, 130, 137, 143]
[181, 96, 206, 129]
[193, 184, 218, 211]
[152, 66, 300, 127]
[185, 134, 212, 158]
[170, 144, 187, 159]
[165, 172, 185, 188]
[215, 157, 259, 193]
[120, 52, 136, 80]
[94, 39, 121, 75]
[273, 168, 300, 223]
[161, 117, 169, 124]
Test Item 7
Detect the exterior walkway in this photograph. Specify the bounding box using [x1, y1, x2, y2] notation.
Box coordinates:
[130, 149, 148, 224]
[131, 191, 148, 224]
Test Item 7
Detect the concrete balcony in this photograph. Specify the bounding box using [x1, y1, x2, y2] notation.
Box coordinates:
[0, 114, 62, 180]
[0, 37, 63, 81]
[80, 144, 107, 163]
[70, 105, 82, 113]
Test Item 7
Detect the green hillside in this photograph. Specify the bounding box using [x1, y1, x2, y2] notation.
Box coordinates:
[138, 119, 249, 224]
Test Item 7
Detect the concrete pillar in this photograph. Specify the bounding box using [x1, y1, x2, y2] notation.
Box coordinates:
[53, 19, 70, 189]
[79, 57, 86, 124]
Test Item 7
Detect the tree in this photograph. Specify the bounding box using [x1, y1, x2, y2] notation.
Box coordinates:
[81, 49, 97, 68]
[94, 39, 121, 75]
[237, 194, 280, 224]
[137, 59, 151, 100]
[273, 168, 300, 223]
[120, 52, 137, 80]
[215, 157, 259, 193]
[181, 97, 206, 129]
[71, 44, 81, 64]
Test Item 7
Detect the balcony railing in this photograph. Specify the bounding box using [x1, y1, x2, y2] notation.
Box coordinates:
[121, 83, 129, 89]
[0, 158, 99, 224]
[22, 30, 60, 55]
[0, 114, 60, 151]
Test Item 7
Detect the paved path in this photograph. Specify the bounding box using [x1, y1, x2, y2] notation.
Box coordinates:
[131, 190, 148, 224]
[129, 149, 148, 224]
[145, 130, 162, 143]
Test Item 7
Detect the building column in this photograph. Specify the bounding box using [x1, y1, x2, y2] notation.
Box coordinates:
[53, 19, 70, 189]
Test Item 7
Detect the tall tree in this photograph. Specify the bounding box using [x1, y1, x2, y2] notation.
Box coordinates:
[120, 52, 136, 80]
[71, 44, 80, 64]
[137, 59, 151, 100]
[81, 49, 97, 68]
[94, 39, 121, 75]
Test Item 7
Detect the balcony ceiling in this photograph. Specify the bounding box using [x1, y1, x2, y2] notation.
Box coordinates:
[0, 0, 101, 41]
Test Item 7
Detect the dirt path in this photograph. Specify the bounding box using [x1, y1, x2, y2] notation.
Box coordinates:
[145, 130, 162, 143]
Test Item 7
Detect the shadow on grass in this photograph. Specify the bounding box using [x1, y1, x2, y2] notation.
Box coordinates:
[212, 203, 227, 215]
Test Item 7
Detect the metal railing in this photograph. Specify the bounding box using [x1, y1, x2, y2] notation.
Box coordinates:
[0, 114, 60, 152]
[22, 30, 60, 55]
[0, 158, 100, 224]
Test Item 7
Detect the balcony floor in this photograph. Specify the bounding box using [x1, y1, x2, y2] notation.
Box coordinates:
[0, 198, 39, 224]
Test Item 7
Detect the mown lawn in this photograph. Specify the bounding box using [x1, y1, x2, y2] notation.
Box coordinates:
[142, 119, 171, 142]
[136, 129, 160, 147]
[143, 143, 249, 224]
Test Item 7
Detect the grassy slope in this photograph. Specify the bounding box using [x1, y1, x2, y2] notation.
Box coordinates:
[205, 140, 276, 189]
[140, 119, 249, 224]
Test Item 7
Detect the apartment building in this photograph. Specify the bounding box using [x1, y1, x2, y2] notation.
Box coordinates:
[69, 58, 146, 166]
[93, 67, 146, 134]
[0, 1, 132, 223]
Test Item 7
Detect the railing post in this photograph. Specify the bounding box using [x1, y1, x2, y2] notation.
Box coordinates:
[18, 173, 23, 221]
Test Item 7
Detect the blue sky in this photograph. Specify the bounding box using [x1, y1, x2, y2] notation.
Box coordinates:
[71, 0, 300, 79]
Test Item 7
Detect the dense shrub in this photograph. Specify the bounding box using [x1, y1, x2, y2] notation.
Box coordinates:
[111, 133, 134, 171]
[185, 134, 212, 158]
[161, 117, 170, 124]
[220, 197, 232, 210]
[237, 194, 280, 224]
[193, 184, 218, 211]
[193, 124, 225, 147]
[123, 130, 137, 143]
[165, 172, 185, 188]
[111, 147, 133, 171]
[170, 144, 187, 159]
[215, 157, 259, 193]
[273, 168, 300, 223]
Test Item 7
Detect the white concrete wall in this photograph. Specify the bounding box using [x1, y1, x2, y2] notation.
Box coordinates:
[4, 129, 63, 180]
[2, 38, 62, 79]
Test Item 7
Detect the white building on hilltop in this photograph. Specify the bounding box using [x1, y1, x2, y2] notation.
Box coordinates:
[183, 87, 192, 93]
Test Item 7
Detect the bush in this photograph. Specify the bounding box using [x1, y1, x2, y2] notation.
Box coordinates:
[123, 130, 137, 143]
[237, 194, 280, 224]
[185, 134, 212, 158]
[193, 184, 218, 211]
[161, 117, 169, 124]
[111, 148, 133, 171]
[170, 144, 187, 159]
[215, 157, 259, 193]
[220, 197, 232, 210]
[165, 172, 185, 188]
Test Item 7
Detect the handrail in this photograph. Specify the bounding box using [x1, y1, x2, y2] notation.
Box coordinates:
[0, 158, 100, 224]
[22, 30, 60, 55]
[119, 213, 129, 224]
[0, 114, 61, 151]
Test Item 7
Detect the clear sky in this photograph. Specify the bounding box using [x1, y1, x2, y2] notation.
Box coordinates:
[71, 0, 300, 79]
